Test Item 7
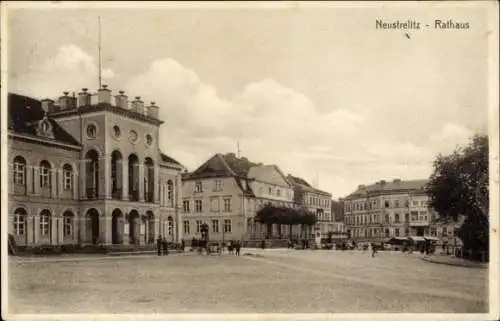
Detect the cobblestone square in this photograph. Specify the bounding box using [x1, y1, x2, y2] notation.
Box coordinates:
[8, 250, 488, 314]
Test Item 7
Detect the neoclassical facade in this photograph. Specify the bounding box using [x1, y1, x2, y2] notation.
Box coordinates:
[8, 88, 184, 248]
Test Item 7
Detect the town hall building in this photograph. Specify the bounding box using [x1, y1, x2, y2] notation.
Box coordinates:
[7, 86, 184, 248]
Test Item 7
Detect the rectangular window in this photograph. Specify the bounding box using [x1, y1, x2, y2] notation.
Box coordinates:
[63, 170, 72, 190]
[183, 200, 190, 212]
[196, 220, 202, 233]
[40, 215, 50, 236]
[14, 214, 25, 235]
[195, 181, 203, 193]
[394, 200, 400, 208]
[195, 200, 203, 212]
[63, 216, 73, 237]
[40, 167, 50, 188]
[224, 219, 232, 233]
[412, 201, 418, 206]
[384, 200, 390, 208]
[224, 198, 231, 212]
[183, 220, 190, 234]
[212, 220, 219, 233]
[214, 180, 222, 192]
[277, 189, 281, 197]
[13, 163, 25, 185]
[404, 200, 409, 207]
[268, 187, 273, 194]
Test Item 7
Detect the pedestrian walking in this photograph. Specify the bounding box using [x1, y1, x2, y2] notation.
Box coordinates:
[156, 235, 163, 256]
[371, 243, 377, 258]
[162, 237, 169, 256]
[261, 239, 266, 251]
[235, 240, 241, 256]
[181, 239, 185, 252]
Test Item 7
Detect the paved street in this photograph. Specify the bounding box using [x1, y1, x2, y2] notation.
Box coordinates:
[8, 249, 488, 313]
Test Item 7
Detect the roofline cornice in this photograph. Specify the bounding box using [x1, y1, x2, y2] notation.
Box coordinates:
[8, 132, 81, 151]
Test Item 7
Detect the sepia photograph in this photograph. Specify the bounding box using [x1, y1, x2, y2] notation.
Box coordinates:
[1, 1, 499, 320]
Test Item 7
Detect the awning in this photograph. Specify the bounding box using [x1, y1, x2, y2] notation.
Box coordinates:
[410, 236, 426, 242]
[424, 236, 440, 241]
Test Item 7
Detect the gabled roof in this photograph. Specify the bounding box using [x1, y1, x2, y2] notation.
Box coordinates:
[8, 93, 80, 146]
[346, 179, 428, 199]
[287, 174, 331, 196]
[186, 153, 258, 180]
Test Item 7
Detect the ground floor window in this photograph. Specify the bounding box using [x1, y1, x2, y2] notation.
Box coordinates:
[183, 220, 190, 234]
[63, 215, 73, 237]
[224, 219, 232, 233]
[14, 209, 27, 236]
[40, 211, 51, 236]
[196, 220, 202, 233]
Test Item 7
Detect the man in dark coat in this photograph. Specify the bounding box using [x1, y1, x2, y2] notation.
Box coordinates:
[235, 240, 241, 256]
[181, 239, 185, 252]
[156, 235, 162, 256]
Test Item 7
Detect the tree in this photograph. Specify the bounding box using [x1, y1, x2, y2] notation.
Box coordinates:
[425, 134, 489, 260]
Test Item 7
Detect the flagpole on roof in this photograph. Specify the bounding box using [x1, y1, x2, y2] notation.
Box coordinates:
[98, 16, 102, 89]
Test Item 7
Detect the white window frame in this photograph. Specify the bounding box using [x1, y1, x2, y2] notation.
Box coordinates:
[40, 166, 50, 188]
[196, 220, 202, 233]
[40, 213, 50, 236]
[167, 181, 174, 207]
[63, 169, 73, 190]
[13, 162, 26, 185]
[14, 212, 26, 236]
[183, 200, 190, 212]
[214, 180, 222, 191]
[183, 220, 190, 234]
[195, 181, 203, 193]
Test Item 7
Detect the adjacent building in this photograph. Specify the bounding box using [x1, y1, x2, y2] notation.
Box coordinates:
[181, 153, 296, 242]
[343, 179, 460, 245]
[287, 175, 333, 240]
[8, 87, 184, 248]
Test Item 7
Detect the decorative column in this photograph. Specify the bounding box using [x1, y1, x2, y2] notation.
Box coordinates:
[34, 215, 40, 245]
[26, 215, 33, 246]
[154, 216, 160, 239]
[55, 169, 62, 198]
[79, 216, 87, 245]
[101, 155, 111, 199]
[51, 215, 58, 245]
[138, 164, 145, 202]
[79, 160, 87, 199]
[154, 167, 160, 204]
[72, 170, 79, 200]
[123, 212, 130, 245]
[100, 214, 112, 245]
[122, 160, 129, 201]
[33, 166, 40, 196]
[26, 165, 34, 195]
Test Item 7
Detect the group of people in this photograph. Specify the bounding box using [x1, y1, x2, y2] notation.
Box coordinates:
[156, 236, 186, 256]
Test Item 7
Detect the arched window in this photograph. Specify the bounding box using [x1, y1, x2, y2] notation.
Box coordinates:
[63, 164, 73, 190]
[167, 180, 174, 207]
[128, 154, 139, 201]
[63, 211, 74, 237]
[40, 210, 51, 236]
[39, 160, 51, 188]
[144, 158, 154, 203]
[13, 156, 27, 185]
[14, 208, 27, 235]
[167, 216, 174, 235]
[85, 150, 99, 199]
[395, 214, 400, 223]
[111, 150, 123, 198]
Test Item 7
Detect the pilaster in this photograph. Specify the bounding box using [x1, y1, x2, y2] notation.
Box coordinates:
[138, 164, 145, 202]
[122, 160, 129, 200]
[26, 165, 34, 195]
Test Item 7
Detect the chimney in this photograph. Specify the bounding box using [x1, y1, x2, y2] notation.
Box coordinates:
[147, 101, 159, 118]
[115, 90, 129, 109]
[393, 178, 402, 184]
[380, 180, 386, 185]
[41, 99, 55, 113]
[226, 153, 236, 157]
[78, 88, 91, 107]
[59, 91, 71, 110]
[98, 84, 112, 104]
[131, 96, 144, 114]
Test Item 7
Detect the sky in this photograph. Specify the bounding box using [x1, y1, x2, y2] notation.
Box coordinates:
[5, 3, 491, 198]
